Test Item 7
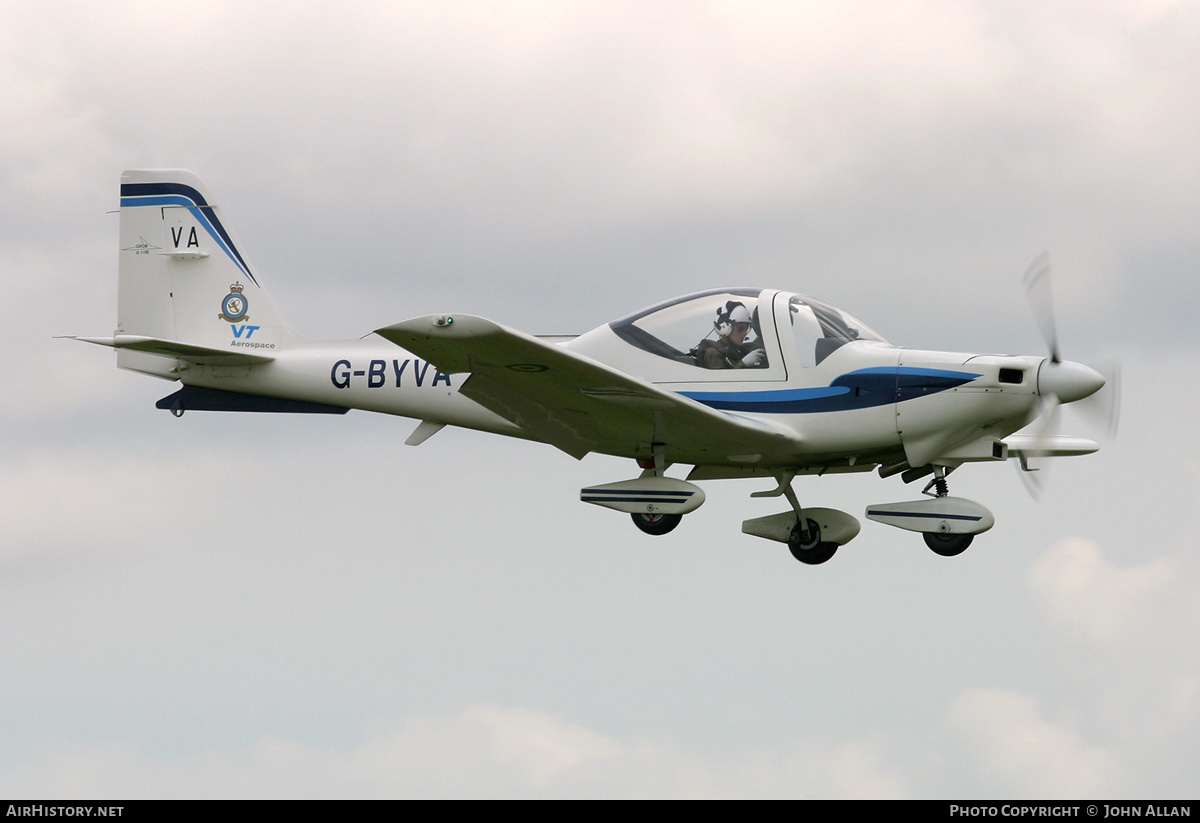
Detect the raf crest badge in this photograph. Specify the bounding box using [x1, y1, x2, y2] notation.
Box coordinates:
[219, 282, 249, 323]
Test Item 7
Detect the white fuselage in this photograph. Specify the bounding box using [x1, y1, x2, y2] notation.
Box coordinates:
[178, 334, 527, 439]
[177, 328, 1046, 472]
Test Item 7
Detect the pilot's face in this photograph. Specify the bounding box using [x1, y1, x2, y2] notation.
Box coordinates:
[729, 322, 750, 344]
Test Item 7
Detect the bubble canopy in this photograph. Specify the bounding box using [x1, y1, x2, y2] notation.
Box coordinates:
[607, 288, 889, 369]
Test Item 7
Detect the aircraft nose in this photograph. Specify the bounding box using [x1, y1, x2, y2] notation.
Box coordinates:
[1037, 359, 1106, 403]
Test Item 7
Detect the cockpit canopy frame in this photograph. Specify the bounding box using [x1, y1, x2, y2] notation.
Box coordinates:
[605, 288, 889, 378]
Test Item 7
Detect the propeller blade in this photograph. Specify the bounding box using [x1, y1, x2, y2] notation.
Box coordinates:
[1015, 393, 1061, 501]
[1023, 251, 1060, 364]
[1017, 254, 1118, 498]
[1016, 459, 1043, 500]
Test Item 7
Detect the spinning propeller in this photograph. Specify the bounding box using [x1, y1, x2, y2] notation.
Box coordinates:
[1018, 253, 1120, 498]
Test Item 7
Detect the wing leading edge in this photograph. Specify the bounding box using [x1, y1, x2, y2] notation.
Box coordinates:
[375, 315, 795, 463]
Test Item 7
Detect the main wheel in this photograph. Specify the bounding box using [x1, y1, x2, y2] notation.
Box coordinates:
[631, 512, 682, 536]
[788, 518, 838, 565]
[923, 531, 974, 556]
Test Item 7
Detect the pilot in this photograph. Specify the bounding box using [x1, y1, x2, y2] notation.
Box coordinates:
[695, 301, 767, 369]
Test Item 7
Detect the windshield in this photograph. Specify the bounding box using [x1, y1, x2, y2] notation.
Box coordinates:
[789, 295, 888, 366]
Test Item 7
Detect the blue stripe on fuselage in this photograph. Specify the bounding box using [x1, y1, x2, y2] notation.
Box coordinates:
[680, 367, 979, 413]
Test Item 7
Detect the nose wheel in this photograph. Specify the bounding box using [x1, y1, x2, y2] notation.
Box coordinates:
[922, 466, 973, 557]
[923, 531, 974, 556]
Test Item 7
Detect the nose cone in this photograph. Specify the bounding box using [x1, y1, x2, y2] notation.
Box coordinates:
[1038, 359, 1106, 403]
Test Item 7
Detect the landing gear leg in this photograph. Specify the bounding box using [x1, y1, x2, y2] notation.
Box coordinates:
[921, 465, 953, 498]
[919, 466, 974, 557]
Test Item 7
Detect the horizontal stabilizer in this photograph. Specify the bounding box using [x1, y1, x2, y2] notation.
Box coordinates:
[69, 335, 274, 365]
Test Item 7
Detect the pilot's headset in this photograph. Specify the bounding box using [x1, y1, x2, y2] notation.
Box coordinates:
[714, 301, 752, 337]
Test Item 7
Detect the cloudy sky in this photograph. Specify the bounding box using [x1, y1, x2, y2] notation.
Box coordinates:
[2, 0, 1197, 798]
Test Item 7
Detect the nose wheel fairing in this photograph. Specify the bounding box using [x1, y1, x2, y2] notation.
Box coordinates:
[867, 461, 993, 557]
[864, 497, 995, 536]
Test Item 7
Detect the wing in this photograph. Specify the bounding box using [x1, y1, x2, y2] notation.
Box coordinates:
[375, 315, 795, 463]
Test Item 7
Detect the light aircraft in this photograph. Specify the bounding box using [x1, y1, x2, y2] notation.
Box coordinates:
[72, 170, 1117, 565]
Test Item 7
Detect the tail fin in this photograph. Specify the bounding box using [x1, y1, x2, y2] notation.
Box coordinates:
[116, 170, 293, 377]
